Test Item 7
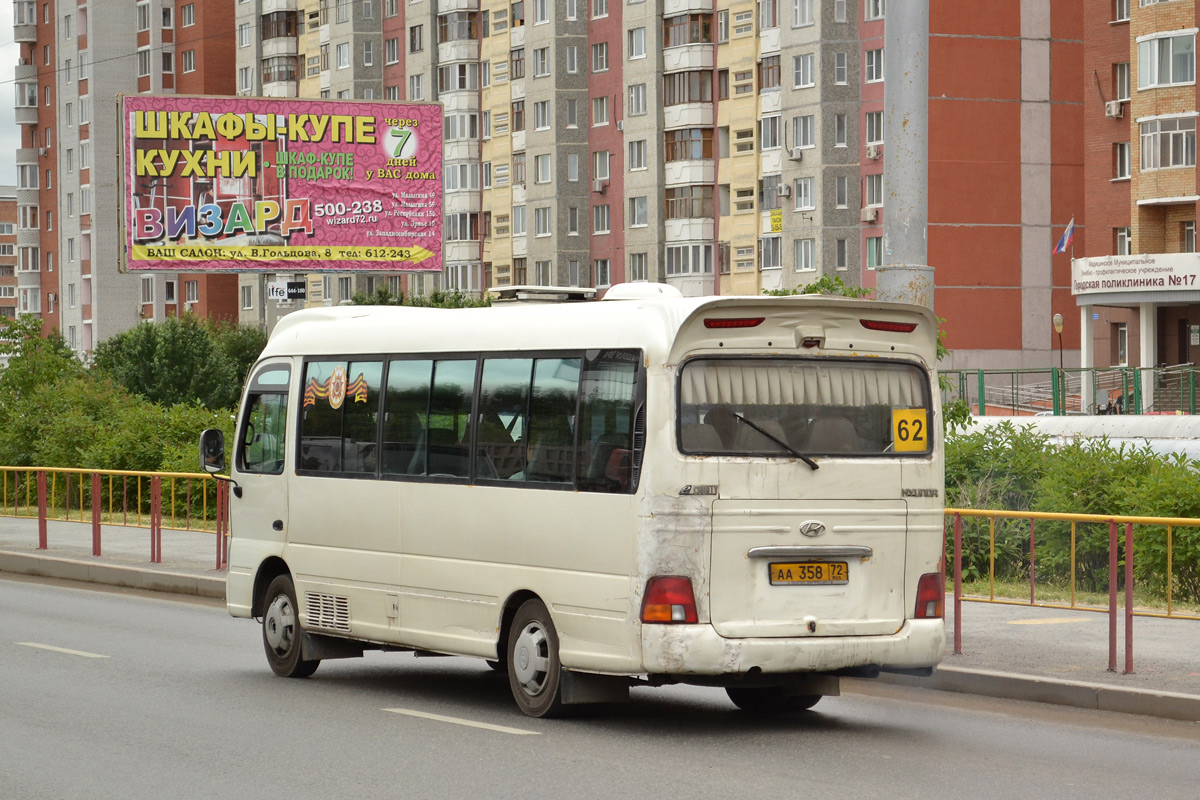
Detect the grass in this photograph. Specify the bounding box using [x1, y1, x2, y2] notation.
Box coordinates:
[953, 576, 1200, 617]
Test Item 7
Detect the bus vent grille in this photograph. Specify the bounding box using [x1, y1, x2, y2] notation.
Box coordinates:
[631, 405, 645, 489]
[305, 592, 351, 632]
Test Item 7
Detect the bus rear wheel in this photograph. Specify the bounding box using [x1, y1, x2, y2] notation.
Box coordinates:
[507, 599, 564, 718]
[725, 686, 821, 713]
[262, 575, 320, 679]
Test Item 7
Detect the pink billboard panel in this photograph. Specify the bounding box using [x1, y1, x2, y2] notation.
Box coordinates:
[120, 95, 443, 273]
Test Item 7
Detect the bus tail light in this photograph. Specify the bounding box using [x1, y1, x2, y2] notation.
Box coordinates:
[704, 317, 765, 329]
[641, 577, 699, 623]
[860, 319, 918, 334]
[915, 572, 944, 619]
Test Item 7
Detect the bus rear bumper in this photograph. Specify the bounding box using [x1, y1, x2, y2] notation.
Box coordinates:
[640, 619, 945, 677]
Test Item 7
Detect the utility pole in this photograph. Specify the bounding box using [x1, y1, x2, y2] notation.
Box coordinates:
[878, 1, 933, 312]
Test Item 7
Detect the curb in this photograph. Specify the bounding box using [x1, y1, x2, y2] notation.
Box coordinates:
[872, 666, 1200, 723]
[0, 550, 225, 600]
[4, 550, 1200, 723]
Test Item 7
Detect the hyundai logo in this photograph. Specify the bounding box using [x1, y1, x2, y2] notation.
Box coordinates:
[798, 520, 826, 538]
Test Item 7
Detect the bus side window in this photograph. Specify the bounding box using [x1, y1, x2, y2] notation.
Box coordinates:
[525, 357, 580, 483]
[382, 359, 433, 476]
[240, 392, 288, 475]
[576, 352, 639, 493]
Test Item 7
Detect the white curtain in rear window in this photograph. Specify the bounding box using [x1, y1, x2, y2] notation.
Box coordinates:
[679, 360, 925, 408]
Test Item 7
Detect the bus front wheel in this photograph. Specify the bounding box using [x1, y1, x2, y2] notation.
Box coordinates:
[725, 686, 821, 713]
[507, 599, 564, 718]
[262, 575, 320, 679]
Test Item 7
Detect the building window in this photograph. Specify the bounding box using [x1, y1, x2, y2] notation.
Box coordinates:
[1140, 116, 1196, 170]
[136, 2, 151, 31]
[794, 238, 815, 271]
[834, 52, 847, 84]
[835, 176, 849, 208]
[793, 115, 814, 148]
[628, 27, 646, 59]
[533, 47, 549, 77]
[512, 205, 526, 236]
[628, 84, 647, 116]
[510, 47, 525, 78]
[629, 252, 648, 281]
[836, 238, 848, 270]
[592, 96, 609, 127]
[593, 150, 610, 180]
[535, 0, 549, 23]
[512, 100, 525, 131]
[759, 56, 780, 90]
[592, 42, 609, 72]
[514, 151, 526, 185]
[592, 0, 608, 18]
[1137, 33, 1195, 90]
[760, 115, 781, 150]
[866, 111, 884, 144]
[629, 139, 647, 170]
[410, 25, 424, 52]
[866, 236, 883, 269]
[1116, 323, 1129, 366]
[793, 53, 814, 88]
[593, 204, 611, 234]
[760, 236, 782, 269]
[534, 153, 551, 183]
[534, 206, 551, 235]
[793, 0, 813, 26]
[1185, 221, 1197, 253]
[141, 276, 155, 304]
[866, 173, 884, 207]
[181, 3, 194, 26]
[794, 176, 814, 210]
[717, 9, 729, 42]
[386, 38, 400, 64]
[664, 70, 713, 105]
[666, 243, 713, 275]
[408, 74, 425, 100]
[834, 113, 848, 147]
[629, 196, 647, 227]
[1114, 0, 1129, 22]
[665, 186, 714, 219]
[865, 0, 884, 20]
[567, 46, 578, 74]
[865, 48, 884, 83]
[594, 259, 611, 287]
[1114, 141, 1131, 179]
[1115, 62, 1130, 101]
[1116, 227, 1132, 255]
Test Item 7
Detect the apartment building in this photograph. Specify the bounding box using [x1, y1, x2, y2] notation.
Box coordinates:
[0, 186, 16, 323]
[12, 0, 240, 355]
[1077, 0, 1200, 391]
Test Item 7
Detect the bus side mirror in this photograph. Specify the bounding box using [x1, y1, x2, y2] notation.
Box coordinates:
[199, 429, 226, 474]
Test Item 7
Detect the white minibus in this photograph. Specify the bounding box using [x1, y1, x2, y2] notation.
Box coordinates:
[201, 283, 945, 717]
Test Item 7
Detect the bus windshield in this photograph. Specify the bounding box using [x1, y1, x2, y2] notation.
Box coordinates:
[677, 356, 931, 456]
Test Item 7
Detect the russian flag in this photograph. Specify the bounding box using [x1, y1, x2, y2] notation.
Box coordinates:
[1053, 217, 1075, 254]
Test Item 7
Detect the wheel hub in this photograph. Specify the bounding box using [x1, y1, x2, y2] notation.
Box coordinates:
[264, 594, 295, 653]
[512, 623, 546, 695]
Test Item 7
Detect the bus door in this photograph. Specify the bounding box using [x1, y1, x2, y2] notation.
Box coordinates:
[679, 355, 933, 639]
[230, 360, 292, 555]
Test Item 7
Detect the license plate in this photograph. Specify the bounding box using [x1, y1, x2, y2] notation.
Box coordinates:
[768, 561, 849, 586]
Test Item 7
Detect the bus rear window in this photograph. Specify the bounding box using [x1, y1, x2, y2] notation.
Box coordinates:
[678, 357, 931, 456]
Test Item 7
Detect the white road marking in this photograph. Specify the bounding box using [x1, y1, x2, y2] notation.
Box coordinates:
[383, 707, 540, 735]
[16, 642, 109, 658]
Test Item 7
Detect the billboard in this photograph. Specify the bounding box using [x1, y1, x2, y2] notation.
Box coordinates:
[119, 95, 443, 273]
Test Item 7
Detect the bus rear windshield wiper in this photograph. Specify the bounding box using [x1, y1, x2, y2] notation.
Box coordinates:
[731, 412, 819, 471]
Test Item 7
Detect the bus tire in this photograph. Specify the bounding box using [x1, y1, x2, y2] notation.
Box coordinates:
[725, 686, 821, 713]
[262, 575, 320, 679]
[507, 599, 564, 718]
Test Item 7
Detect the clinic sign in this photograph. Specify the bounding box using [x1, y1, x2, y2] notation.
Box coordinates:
[119, 95, 443, 272]
[1071, 252, 1200, 297]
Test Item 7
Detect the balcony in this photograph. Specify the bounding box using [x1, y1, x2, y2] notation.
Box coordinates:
[444, 139, 480, 162]
[663, 45, 713, 73]
[13, 24, 36, 43]
[445, 241, 482, 262]
[444, 190, 482, 214]
[664, 159, 715, 186]
[262, 0, 298, 13]
[663, 0, 713, 14]
[439, 39, 479, 65]
[665, 218, 715, 241]
[262, 36, 298, 59]
[664, 103, 713, 129]
[14, 63, 36, 82]
[15, 106, 38, 126]
[437, 0, 480, 11]
[15, 148, 38, 166]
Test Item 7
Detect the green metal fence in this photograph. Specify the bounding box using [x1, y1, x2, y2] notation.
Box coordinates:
[942, 365, 1200, 416]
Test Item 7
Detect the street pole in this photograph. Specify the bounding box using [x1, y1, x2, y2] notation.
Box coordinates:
[1053, 313, 1064, 413]
[879, 0, 932, 311]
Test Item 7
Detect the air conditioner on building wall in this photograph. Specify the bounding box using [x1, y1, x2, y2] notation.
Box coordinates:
[777, 184, 791, 198]
[866, 144, 882, 160]
[1105, 100, 1124, 119]
[789, 148, 804, 162]
[593, 179, 607, 193]
[861, 207, 878, 223]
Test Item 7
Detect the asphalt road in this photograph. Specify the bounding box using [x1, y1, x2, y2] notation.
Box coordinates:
[3, 575, 1199, 800]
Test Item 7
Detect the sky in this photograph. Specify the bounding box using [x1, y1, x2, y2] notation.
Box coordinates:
[1, 3, 20, 186]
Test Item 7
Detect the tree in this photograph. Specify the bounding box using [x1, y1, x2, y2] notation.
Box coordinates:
[91, 315, 237, 409]
[0, 318, 86, 465]
[351, 286, 491, 308]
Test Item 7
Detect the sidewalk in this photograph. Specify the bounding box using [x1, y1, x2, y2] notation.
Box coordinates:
[2, 516, 1199, 722]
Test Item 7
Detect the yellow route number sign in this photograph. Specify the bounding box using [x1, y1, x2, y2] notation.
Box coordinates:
[891, 409, 929, 452]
